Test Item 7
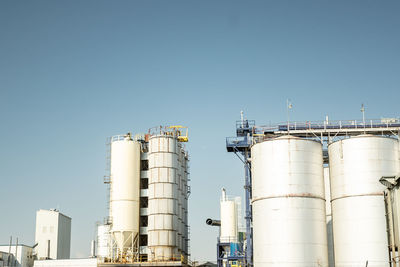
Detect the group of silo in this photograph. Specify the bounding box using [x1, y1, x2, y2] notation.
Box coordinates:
[104, 131, 189, 263]
[251, 135, 400, 267]
[148, 133, 190, 261]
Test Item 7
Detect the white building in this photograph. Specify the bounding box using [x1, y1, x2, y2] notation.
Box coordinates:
[35, 209, 71, 260]
[0, 244, 34, 267]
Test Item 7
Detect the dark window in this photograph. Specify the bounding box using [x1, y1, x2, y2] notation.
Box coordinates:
[140, 178, 148, 189]
[140, 197, 148, 208]
[139, 234, 148, 246]
[140, 216, 148, 227]
[141, 160, 149, 171]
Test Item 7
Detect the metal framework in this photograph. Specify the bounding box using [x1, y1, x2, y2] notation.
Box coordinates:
[226, 117, 400, 267]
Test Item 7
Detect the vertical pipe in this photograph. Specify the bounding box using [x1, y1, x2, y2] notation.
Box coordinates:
[8, 236, 12, 267]
[91, 240, 96, 258]
[244, 149, 252, 267]
[387, 190, 397, 267]
[14, 238, 18, 267]
[47, 240, 50, 259]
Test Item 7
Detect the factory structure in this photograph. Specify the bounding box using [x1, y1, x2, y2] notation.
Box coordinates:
[96, 126, 191, 266]
[4, 116, 400, 267]
[35, 209, 71, 260]
[212, 115, 400, 267]
[0, 209, 71, 267]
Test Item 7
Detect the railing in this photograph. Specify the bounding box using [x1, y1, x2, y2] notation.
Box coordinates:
[226, 136, 251, 146]
[111, 134, 132, 142]
[255, 118, 400, 134]
[218, 237, 239, 243]
[236, 120, 255, 129]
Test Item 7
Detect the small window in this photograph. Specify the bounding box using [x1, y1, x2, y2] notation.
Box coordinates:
[140, 197, 148, 208]
[140, 178, 148, 189]
[139, 234, 148, 246]
[140, 216, 148, 227]
[42, 226, 47, 233]
[141, 160, 148, 171]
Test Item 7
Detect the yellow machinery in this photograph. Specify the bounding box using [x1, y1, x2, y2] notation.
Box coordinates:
[168, 125, 189, 142]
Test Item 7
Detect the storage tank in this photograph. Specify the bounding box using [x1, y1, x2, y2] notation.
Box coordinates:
[329, 135, 400, 267]
[251, 136, 328, 267]
[97, 224, 111, 259]
[110, 134, 141, 255]
[220, 188, 238, 243]
[148, 135, 179, 261]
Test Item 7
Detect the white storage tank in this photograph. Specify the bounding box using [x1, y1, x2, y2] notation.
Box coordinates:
[251, 136, 328, 267]
[110, 134, 141, 255]
[329, 135, 400, 267]
[97, 224, 111, 259]
[220, 188, 238, 243]
[148, 135, 179, 261]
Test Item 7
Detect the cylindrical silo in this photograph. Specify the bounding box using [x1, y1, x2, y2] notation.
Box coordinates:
[97, 224, 111, 259]
[329, 135, 400, 267]
[148, 135, 179, 261]
[110, 134, 141, 256]
[251, 136, 328, 267]
[220, 188, 238, 243]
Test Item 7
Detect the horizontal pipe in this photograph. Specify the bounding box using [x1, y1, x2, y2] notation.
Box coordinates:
[206, 218, 221, 226]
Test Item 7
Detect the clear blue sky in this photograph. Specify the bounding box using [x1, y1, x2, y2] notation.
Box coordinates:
[0, 0, 399, 261]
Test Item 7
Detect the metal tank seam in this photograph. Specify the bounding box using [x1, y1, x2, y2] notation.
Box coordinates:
[330, 192, 384, 202]
[251, 194, 325, 203]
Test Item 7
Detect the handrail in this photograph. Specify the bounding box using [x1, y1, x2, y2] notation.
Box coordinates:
[255, 118, 400, 133]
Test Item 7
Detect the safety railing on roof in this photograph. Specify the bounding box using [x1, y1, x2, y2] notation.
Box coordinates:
[255, 118, 400, 134]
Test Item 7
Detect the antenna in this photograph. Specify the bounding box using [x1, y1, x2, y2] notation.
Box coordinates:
[240, 110, 244, 128]
[361, 104, 366, 133]
[287, 99, 293, 134]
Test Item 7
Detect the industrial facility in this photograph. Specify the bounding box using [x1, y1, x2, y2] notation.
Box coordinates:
[3, 117, 400, 267]
[221, 115, 400, 267]
[0, 209, 71, 267]
[35, 209, 71, 260]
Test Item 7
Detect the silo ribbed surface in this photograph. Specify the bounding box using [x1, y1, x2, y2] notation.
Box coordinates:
[148, 135, 179, 261]
[110, 137, 140, 253]
[329, 135, 400, 267]
[251, 136, 328, 267]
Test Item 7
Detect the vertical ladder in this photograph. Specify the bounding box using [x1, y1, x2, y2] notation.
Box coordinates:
[104, 137, 112, 224]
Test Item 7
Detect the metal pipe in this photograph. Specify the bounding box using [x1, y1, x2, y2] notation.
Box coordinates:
[47, 240, 50, 259]
[14, 238, 18, 267]
[7, 236, 11, 267]
[387, 190, 398, 267]
[206, 219, 221, 226]
[90, 240, 96, 258]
